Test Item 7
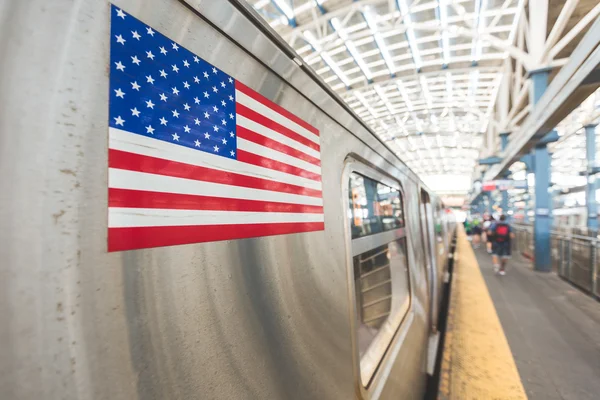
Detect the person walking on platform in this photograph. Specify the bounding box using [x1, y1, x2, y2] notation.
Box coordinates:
[491, 215, 514, 275]
[484, 215, 496, 254]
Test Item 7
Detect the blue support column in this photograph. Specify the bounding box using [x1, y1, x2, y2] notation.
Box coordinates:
[530, 68, 553, 272]
[520, 154, 534, 223]
[486, 192, 494, 216]
[585, 124, 598, 230]
[500, 132, 510, 218]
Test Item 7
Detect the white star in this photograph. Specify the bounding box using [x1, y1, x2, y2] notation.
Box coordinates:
[230, 150, 235, 156]
[183, 103, 191, 111]
[145, 99, 155, 109]
[222, 138, 227, 144]
[131, 107, 140, 117]
[213, 125, 218, 132]
[172, 110, 180, 118]
[194, 56, 200, 63]
[229, 95, 234, 101]
[115, 34, 126, 45]
[172, 87, 179, 95]
[172, 64, 179, 73]
[204, 92, 209, 98]
[194, 118, 201, 125]
[212, 105, 219, 112]
[213, 145, 219, 152]
[159, 69, 168, 78]
[212, 86, 218, 93]
[194, 139, 201, 147]
[114, 115, 125, 125]
[183, 81, 190, 89]
[159, 117, 168, 125]
[159, 93, 168, 102]
[172, 133, 180, 141]
[220, 81, 226, 88]
[159, 46, 167, 55]
[212, 67, 217, 74]
[184, 125, 191, 133]
[194, 97, 200, 104]
[114, 88, 125, 98]
[221, 100, 226, 106]
[115, 61, 125, 71]
[116, 8, 126, 19]
[204, 132, 210, 139]
[146, 51, 155, 60]
[131, 81, 141, 91]
[146, 75, 155, 84]
[230, 131, 234, 137]
[221, 119, 227, 126]
[146, 27, 155, 36]
[204, 112, 210, 119]
[229, 113, 234, 120]
[203, 71, 209, 79]
[172, 42, 179, 51]
[132, 30, 141, 40]
[146, 125, 155, 134]
[183, 60, 190, 67]
[228, 77, 233, 83]
[194, 76, 200, 83]
[131, 55, 141, 65]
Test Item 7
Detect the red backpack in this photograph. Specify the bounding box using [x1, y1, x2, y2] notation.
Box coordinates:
[495, 223, 510, 242]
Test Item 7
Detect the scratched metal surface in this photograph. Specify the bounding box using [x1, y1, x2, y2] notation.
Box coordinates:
[0, 1, 453, 399]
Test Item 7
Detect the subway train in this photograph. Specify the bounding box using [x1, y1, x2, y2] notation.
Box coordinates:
[0, 1, 456, 399]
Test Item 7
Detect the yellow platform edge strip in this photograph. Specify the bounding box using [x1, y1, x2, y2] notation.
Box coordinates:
[438, 228, 527, 400]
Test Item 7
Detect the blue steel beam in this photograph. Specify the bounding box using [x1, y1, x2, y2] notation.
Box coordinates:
[586, 124, 598, 230]
[479, 156, 502, 165]
[530, 68, 553, 272]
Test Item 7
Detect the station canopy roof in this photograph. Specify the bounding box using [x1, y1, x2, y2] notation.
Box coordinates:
[247, 0, 523, 194]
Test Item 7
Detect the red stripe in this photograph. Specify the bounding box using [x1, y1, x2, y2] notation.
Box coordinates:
[108, 149, 323, 198]
[237, 150, 321, 182]
[235, 81, 320, 137]
[109, 188, 324, 214]
[237, 125, 321, 167]
[236, 102, 320, 152]
[108, 222, 325, 251]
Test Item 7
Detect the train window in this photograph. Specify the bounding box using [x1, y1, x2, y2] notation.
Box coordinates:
[349, 173, 405, 238]
[347, 170, 410, 386]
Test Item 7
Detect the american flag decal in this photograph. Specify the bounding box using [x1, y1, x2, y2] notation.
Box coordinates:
[108, 5, 323, 252]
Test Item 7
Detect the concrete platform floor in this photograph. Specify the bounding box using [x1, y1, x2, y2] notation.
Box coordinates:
[473, 245, 600, 400]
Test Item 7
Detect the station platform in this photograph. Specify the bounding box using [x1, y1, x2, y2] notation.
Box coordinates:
[438, 229, 600, 400]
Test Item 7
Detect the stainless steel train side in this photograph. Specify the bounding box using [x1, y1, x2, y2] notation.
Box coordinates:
[0, 1, 455, 399]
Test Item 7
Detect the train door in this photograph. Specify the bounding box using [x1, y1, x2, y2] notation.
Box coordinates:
[419, 189, 439, 332]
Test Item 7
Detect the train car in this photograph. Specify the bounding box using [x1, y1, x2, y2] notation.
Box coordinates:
[0, 1, 456, 399]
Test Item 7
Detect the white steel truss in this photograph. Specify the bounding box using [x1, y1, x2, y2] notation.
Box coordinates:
[250, 0, 599, 194]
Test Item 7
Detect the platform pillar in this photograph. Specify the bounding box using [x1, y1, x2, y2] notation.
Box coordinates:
[500, 132, 510, 218]
[530, 68, 554, 272]
[585, 124, 598, 230]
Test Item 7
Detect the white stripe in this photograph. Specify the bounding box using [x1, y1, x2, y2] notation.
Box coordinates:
[109, 207, 325, 228]
[238, 138, 322, 175]
[236, 114, 321, 160]
[236, 89, 320, 145]
[109, 128, 322, 191]
[109, 168, 323, 206]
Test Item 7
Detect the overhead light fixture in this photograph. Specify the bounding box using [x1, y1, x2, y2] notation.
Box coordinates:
[331, 17, 373, 80]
